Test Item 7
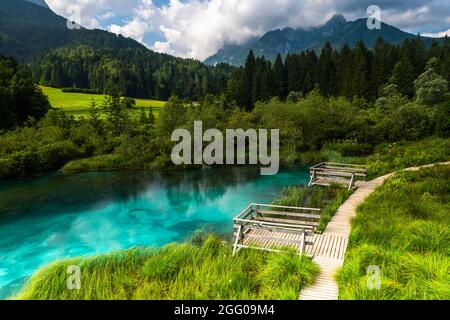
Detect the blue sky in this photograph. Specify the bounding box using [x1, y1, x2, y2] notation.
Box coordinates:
[44, 0, 450, 61]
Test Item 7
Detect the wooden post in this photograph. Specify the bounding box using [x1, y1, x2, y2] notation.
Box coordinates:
[232, 225, 242, 256]
[308, 170, 316, 187]
[348, 174, 355, 190]
[299, 232, 305, 255]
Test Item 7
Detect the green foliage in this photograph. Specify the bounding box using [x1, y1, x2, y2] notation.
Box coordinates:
[229, 37, 450, 109]
[432, 102, 450, 137]
[365, 138, 450, 178]
[415, 66, 449, 106]
[157, 96, 187, 135]
[30, 45, 234, 101]
[14, 236, 318, 300]
[338, 166, 450, 300]
[0, 55, 50, 129]
[273, 185, 352, 232]
[62, 87, 103, 94]
[1, 83, 449, 179]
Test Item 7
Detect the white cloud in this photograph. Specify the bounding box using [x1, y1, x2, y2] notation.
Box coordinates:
[46, 0, 140, 28]
[44, 0, 450, 60]
[109, 18, 150, 42]
[423, 28, 450, 37]
[141, 0, 338, 60]
[98, 11, 115, 21]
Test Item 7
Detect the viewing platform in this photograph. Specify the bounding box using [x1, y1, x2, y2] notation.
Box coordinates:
[232, 204, 322, 256]
[308, 162, 367, 190]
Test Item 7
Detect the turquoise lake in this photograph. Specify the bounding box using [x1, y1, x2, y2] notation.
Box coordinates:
[0, 166, 309, 299]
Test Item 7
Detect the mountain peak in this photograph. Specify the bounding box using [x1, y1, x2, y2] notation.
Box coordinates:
[325, 14, 347, 26]
[322, 14, 347, 36]
[26, 0, 49, 8]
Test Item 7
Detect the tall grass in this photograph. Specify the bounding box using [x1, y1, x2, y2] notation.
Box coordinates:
[14, 236, 318, 300]
[365, 138, 450, 179]
[337, 165, 450, 300]
[298, 137, 450, 179]
[273, 185, 352, 232]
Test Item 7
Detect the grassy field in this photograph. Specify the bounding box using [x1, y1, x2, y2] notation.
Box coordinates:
[299, 137, 450, 179]
[337, 165, 450, 300]
[40, 86, 166, 118]
[14, 235, 318, 300]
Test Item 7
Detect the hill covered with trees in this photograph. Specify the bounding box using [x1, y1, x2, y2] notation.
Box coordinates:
[0, 0, 234, 100]
[227, 37, 450, 110]
[205, 14, 436, 66]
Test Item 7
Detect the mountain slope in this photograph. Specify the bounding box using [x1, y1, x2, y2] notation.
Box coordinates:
[0, 0, 234, 100]
[205, 14, 433, 66]
[26, 0, 48, 8]
[0, 0, 144, 61]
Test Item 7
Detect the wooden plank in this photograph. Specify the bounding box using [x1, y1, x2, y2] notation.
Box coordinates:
[256, 210, 321, 219]
[243, 224, 315, 235]
[234, 218, 316, 230]
[254, 216, 320, 227]
[253, 203, 321, 212]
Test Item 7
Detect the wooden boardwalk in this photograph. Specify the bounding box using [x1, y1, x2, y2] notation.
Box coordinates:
[299, 162, 450, 300]
[298, 176, 391, 300]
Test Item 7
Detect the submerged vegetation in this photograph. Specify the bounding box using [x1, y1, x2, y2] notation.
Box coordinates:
[14, 235, 318, 300]
[337, 165, 450, 300]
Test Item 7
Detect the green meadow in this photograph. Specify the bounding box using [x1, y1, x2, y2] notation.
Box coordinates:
[40, 86, 166, 118]
[338, 165, 450, 300]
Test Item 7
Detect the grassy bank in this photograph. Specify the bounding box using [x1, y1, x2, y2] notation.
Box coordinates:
[298, 137, 450, 179]
[273, 185, 353, 232]
[337, 165, 450, 300]
[14, 236, 318, 300]
[41, 86, 165, 119]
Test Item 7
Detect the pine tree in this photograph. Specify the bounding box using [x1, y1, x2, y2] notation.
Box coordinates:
[318, 42, 337, 96]
[88, 98, 102, 133]
[273, 54, 287, 100]
[390, 58, 415, 98]
[243, 50, 256, 110]
[351, 41, 374, 99]
[139, 107, 149, 125]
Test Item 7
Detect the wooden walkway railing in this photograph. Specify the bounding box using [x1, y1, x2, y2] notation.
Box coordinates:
[232, 204, 321, 256]
[309, 162, 367, 190]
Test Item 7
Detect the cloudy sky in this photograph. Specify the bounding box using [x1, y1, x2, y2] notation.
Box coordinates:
[44, 0, 450, 61]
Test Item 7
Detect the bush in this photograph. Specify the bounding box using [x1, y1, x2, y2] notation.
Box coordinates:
[324, 140, 374, 157]
[62, 87, 103, 94]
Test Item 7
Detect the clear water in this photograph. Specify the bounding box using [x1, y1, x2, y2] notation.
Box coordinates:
[0, 166, 309, 299]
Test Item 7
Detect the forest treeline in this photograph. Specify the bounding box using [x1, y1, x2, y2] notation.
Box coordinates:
[229, 37, 450, 109]
[27, 37, 450, 108]
[1, 72, 448, 179]
[28, 45, 233, 100]
[1, 36, 450, 179]
[0, 54, 50, 129]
